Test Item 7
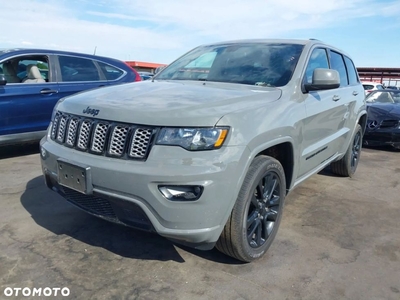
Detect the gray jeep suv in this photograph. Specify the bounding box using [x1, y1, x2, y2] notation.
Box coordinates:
[40, 39, 367, 262]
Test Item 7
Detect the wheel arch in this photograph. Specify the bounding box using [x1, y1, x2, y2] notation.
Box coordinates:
[254, 141, 295, 194]
[358, 113, 367, 135]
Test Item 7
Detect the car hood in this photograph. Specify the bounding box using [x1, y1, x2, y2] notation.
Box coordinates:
[367, 103, 400, 120]
[56, 80, 281, 126]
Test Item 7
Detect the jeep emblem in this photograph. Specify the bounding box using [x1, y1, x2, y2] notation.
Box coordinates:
[82, 106, 100, 116]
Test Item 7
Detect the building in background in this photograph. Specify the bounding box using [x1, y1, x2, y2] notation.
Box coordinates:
[125, 61, 167, 74]
[358, 67, 400, 88]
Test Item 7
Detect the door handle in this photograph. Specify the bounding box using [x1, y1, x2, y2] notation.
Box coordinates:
[352, 91, 359, 96]
[40, 89, 58, 94]
[332, 95, 341, 102]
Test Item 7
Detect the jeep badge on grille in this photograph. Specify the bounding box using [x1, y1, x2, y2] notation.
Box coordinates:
[82, 106, 100, 116]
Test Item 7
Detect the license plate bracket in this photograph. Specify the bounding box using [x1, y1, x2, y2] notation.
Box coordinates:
[57, 159, 92, 194]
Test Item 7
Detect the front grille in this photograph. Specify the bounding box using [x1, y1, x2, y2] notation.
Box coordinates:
[51, 111, 157, 160]
[380, 120, 399, 128]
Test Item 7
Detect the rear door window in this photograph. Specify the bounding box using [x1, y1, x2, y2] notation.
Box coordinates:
[330, 51, 348, 87]
[58, 56, 100, 82]
[344, 56, 359, 85]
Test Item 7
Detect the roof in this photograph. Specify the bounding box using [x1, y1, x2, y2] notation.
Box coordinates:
[0, 48, 122, 63]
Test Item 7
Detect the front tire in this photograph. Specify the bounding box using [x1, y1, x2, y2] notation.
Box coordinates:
[216, 155, 286, 262]
[331, 124, 363, 177]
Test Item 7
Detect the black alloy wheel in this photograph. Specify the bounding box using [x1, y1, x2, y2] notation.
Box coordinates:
[216, 155, 286, 262]
[247, 171, 281, 248]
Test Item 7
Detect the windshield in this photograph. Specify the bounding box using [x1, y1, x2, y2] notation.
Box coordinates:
[156, 43, 304, 87]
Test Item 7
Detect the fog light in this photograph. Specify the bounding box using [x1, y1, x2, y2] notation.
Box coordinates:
[40, 147, 47, 158]
[158, 185, 203, 201]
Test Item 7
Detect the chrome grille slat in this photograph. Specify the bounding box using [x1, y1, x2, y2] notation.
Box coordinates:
[66, 118, 79, 146]
[129, 128, 152, 158]
[56, 116, 68, 142]
[51, 113, 60, 139]
[50, 111, 154, 160]
[91, 123, 109, 153]
[77, 120, 92, 150]
[109, 125, 129, 156]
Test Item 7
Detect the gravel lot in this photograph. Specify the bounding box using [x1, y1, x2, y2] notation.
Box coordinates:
[0, 143, 399, 300]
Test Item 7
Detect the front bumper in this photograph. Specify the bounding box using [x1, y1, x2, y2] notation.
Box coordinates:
[364, 129, 400, 149]
[40, 136, 249, 249]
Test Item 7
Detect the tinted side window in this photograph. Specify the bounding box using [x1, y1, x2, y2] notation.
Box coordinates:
[59, 56, 100, 82]
[97, 61, 124, 80]
[304, 48, 329, 84]
[330, 51, 348, 87]
[344, 56, 359, 85]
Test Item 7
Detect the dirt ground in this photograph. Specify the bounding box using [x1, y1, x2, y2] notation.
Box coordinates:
[0, 144, 399, 300]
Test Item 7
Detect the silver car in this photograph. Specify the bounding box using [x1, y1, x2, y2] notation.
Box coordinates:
[40, 39, 367, 262]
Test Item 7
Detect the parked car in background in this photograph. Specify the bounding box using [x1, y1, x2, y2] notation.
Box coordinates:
[364, 90, 400, 149]
[40, 39, 367, 262]
[386, 85, 399, 90]
[0, 48, 141, 146]
[362, 81, 385, 96]
[137, 71, 154, 80]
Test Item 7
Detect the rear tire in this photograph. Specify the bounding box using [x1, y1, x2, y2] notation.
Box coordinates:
[331, 124, 363, 177]
[216, 155, 286, 262]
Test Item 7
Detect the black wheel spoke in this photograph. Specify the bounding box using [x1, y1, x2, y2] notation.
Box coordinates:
[267, 178, 277, 201]
[256, 182, 263, 199]
[250, 195, 259, 207]
[247, 210, 258, 229]
[263, 174, 271, 194]
[247, 218, 260, 243]
[269, 195, 280, 207]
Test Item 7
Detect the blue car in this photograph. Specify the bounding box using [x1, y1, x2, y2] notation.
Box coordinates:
[0, 48, 141, 146]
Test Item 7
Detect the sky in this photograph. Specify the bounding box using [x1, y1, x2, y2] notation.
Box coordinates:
[1, 0, 400, 67]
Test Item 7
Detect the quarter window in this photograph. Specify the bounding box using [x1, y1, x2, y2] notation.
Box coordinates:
[330, 51, 348, 87]
[97, 61, 124, 80]
[59, 56, 100, 82]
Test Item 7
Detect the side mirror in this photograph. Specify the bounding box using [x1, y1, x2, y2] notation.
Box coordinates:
[304, 68, 340, 92]
[0, 74, 6, 86]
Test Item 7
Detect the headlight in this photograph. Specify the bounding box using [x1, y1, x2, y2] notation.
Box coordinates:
[156, 127, 229, 150]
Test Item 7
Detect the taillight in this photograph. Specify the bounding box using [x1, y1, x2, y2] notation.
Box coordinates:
[124, 62, 142, 82]
[134, 71, 142, 82]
